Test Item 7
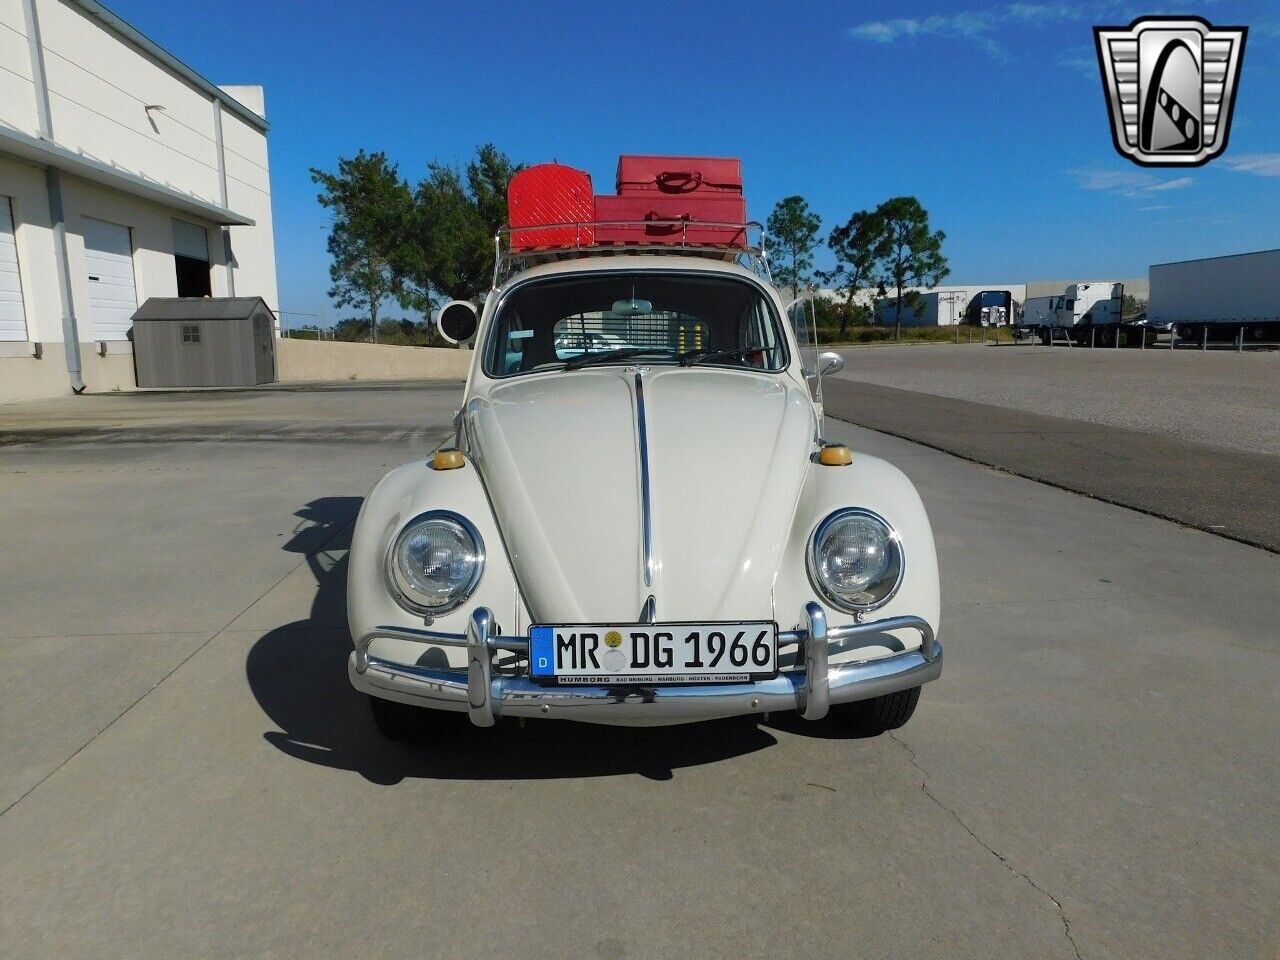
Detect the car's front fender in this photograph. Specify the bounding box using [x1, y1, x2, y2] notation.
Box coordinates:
[773, 453, 941, 664]
[347, 456, 524, 669]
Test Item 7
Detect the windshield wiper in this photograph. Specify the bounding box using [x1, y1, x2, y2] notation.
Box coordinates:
[563, 348, 671, 371]
[677, 347, 758, 367]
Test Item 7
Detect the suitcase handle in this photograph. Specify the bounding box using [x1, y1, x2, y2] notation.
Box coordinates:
[653, 171, 739, 192]
[644, 211, 692, 233]
[656, 171, 703, 192]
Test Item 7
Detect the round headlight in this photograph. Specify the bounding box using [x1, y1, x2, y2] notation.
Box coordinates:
[807, 508, 903, 612]
[387, 511, 484, 615]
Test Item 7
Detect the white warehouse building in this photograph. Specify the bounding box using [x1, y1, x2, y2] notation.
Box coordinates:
[0, 0, 277, 401]
[874, 284, 1027, 327]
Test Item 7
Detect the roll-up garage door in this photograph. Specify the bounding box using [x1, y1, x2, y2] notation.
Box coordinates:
[83, 216, 138, 341]
[0, 197, 27, 342]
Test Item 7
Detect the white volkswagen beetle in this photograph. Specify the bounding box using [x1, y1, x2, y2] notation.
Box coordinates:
[347, 232, 942, 739]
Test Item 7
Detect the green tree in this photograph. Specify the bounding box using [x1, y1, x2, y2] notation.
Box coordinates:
[766, 196, 822, 300]
[406, 144, 522, 306]
[817, 209, 890, 337]
[310, 151, 414, 343]
[873, 197, 949, 336]
[1121, 294, 1147, 322]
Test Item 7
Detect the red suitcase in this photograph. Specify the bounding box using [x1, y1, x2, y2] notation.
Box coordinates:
[507, 163, 594, 250]
[616, 155, 742, 195]
[593, 193, 747, 248]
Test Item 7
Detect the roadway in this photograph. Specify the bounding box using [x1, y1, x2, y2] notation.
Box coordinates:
[0, 382, 1275, 959]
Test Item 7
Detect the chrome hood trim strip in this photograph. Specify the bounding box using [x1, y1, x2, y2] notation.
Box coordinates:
[635, 370, 655, 589]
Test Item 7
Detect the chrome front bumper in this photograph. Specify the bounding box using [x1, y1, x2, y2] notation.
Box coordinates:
[349, 602, 942, 727]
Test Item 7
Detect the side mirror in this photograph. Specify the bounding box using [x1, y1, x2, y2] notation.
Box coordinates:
[437, 300, 478, 345]
[817, 351, 845, 377]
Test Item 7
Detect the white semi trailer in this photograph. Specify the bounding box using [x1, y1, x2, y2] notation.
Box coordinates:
[1148, 250, 1280, 343]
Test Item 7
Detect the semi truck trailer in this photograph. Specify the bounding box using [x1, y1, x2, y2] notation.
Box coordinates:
[1147, 250, 1280, 344]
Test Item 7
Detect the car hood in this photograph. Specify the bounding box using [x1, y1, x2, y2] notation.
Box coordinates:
[465, 367, 815, 623]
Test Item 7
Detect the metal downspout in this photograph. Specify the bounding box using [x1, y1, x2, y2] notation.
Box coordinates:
[46, 170, 85, 392]
[22, 0, 85, 393]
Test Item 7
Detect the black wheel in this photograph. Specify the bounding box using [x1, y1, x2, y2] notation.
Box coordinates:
[369, 694, 441, 741]
[828, 686, 921, 735]
[1037, 328, 1050, 346]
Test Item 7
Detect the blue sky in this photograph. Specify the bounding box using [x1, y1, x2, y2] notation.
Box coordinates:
[109, 0, 1279, 323]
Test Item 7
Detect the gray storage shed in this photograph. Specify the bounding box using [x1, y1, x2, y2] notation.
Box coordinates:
[131, 297, 277, 387]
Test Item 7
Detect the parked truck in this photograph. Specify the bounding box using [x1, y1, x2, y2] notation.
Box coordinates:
[1015, 281, 1149, 346]
[963, 289, 1013, 326]
[1147, 250, 1280, 344]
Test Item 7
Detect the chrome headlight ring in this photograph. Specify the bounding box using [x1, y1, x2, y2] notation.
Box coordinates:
[385, 510, 485, 617]
[806, 507, 905, 613]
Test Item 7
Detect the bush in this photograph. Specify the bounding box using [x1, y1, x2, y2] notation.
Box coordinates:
[815, 324, 1014, 345]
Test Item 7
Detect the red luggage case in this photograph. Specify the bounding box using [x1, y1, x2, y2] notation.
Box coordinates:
[593, 193, 747, 248]
[616, 155, 742, 195]
[507, 163, 594, 249]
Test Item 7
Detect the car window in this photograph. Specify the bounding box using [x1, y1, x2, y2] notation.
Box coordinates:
[484, 272, 788, 377]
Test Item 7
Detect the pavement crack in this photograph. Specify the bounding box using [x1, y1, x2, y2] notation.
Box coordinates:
[889, 733, 1084, 960]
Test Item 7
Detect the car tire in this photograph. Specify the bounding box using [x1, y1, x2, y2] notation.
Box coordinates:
[368, 694, 439, 741]
[829, 686, 921, 734]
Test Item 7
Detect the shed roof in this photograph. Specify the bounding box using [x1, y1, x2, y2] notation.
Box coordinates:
[132, 297, 275, 321]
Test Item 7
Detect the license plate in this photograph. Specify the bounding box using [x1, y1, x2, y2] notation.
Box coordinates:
[529, 622, 778, 684]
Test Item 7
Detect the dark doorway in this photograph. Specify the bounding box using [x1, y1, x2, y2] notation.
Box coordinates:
[175, 254, 212, 297]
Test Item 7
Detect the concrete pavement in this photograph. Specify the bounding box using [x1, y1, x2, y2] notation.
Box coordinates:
[828, 343, 1280, 456]
[822, 377, 1280, 552]
[0, 385, 1276, 959]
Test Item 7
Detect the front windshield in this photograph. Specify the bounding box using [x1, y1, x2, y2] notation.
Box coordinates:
[483, 271, 788, 377]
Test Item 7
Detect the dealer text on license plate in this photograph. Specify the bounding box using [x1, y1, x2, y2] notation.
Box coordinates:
[528, 622, 777, 684]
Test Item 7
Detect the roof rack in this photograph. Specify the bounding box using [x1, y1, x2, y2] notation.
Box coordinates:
[492, 220, 771, 288]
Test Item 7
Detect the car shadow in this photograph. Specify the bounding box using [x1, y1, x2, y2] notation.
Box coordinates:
[245, 498, 790, 784]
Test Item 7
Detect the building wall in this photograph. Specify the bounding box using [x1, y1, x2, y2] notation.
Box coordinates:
[874, 284, 1028, 326]
[0, 0, 41, 136]
[217, 86, 277, 316]
[1026, 278, 1149, 300]
[275, 339, 472, 384]
[0, 155, 58, 343]
[0, 0, 278, 398]
[1, 153, 236, 344]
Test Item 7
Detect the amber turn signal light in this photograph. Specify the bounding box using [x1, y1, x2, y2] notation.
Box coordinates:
[818, 444, 853, 466]
[432, 449, 465, 470]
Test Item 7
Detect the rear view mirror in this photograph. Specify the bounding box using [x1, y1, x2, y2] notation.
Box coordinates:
[437, 301, 478, 344]
[817, 351, 845, 377]
[611, 297, 653, 317]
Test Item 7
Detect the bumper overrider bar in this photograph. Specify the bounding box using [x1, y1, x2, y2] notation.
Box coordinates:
[350, 602, 942, 727]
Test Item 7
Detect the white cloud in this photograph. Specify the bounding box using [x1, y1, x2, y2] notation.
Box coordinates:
[1145, 176, 1194, 191]
[849, 2, 1233, 61]
[1056, 46, 1098, 77]
[849, 3, 1087, 59]
[1221, 154, 1280, 177]
[1070, 168, 1194, 197]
